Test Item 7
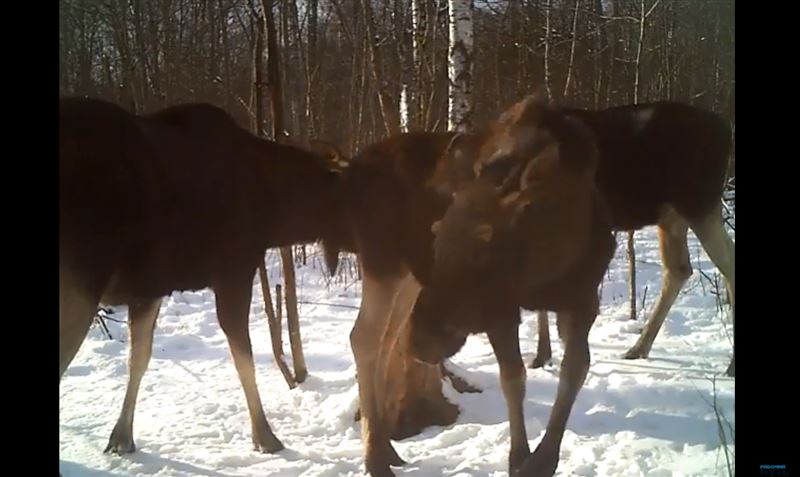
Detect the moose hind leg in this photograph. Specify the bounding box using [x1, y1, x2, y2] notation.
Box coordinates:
[105, 299, 162, 454]
[60, 264, 102, 379]
[530, 310, 552, 368]
[690, 206, 735, 376]
[624, 210, 691, 360]
[215, 273, 284, 453]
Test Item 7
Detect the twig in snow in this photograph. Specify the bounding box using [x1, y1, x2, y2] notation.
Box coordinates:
[694, 376, 735, 476]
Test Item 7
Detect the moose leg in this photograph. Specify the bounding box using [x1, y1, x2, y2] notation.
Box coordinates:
[488, 322, 531, 475]
[59, 265, 102, 378]
[214, 273, 284, 453]
[105, 299, 162, 454]
[355, 277, 467, 436]
[624, 210, 691, 360]
[381, 276, 460, 440]
[350, 270, 405, 477]
[519, 312, 592, 477]
[690, 206, 735, 376]
[374, 274, 433, 443]
[374, 274, 419, 407]
[530, 310, 552, 368]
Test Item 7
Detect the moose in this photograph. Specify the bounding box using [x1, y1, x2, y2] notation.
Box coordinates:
[60, 97, 345, 456]
[406, 92, 616, 476]
[321, 122, 592, 477]
[61, 98, 471, 476]
[60, 93, 732, 477]
[530, 101, 735, 376]
[324, 131, 466, 477]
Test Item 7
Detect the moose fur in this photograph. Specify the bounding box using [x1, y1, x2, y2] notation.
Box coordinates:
[59, 97, 343, 455]
[533, 102, 735, 376]
[406, 93, 616, 477]
[326, 131, 464, 477]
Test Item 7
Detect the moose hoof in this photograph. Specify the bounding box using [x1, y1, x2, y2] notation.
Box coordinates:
[253, 431, 285, 453]
[365, 459, 397, 477]
[515, 446, 558, 477]
[509, 448, 532, 476]
[528, 355, 552, 369]
[622, 347, 648, 360]
[104, 428, 136, 455]
[383, 442, 406, 467]
[365, 442, 405, 477]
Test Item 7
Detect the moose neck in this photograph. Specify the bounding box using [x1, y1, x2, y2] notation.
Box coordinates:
[254, 139, 344, 249]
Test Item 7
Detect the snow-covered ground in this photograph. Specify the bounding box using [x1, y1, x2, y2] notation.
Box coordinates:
[60, 226, 735, 477]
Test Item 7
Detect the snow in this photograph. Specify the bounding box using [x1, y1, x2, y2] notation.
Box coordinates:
[60, 227, 735, 477]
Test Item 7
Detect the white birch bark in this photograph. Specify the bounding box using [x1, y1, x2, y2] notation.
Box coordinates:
[400, 84, 409, 132]
[448, 0, 473, 132]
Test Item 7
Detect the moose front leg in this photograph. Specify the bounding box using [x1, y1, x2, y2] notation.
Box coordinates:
[487, 322, 531, 475]
[351, 271, 408, 477]
[518, 312, 592, 477]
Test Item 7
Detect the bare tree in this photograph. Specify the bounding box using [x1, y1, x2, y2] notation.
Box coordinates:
[543, 0, 553, 101]
[250, 0, 296, 389]
[562, 0, 581, 99]
[448, 0, 474, 131]
[61, 0, 735, 440]
[362, 0, 402, 136]
[627, 0, 662, 321]
[263, 0, 309, 383]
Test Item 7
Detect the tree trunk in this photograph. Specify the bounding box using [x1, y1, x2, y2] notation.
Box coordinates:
[131, 0, 152, 107]
[280, 247, 307, 382]
[592, 0, 604, 109]
[562, 0, 581, 100]
[251, 0, 294, 387]
[106, 0, 138, 111]
[220, 0, 233, 111]
[411, 0, 423, 128]
[305, 0, 319, 140]
[263, 269, 295, 388]
[633, 0, 647, 104]
[361, 0, 402, 136]
[263, 0, 308, 382]
[354, 16, 369, 151]
[543, 0, 553, 101]
[448, 0, 474, 132]
[627, 231, 637, 320]
[629, 0, 655, 321]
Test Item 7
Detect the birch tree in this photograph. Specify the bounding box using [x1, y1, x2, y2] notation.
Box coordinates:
[448, 0, 474, 132]
[60, 0, 735, 437]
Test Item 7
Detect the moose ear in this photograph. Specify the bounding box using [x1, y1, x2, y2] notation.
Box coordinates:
[474, 224, 494, 243]
[515, 91, 549, 127]
[309, 139, 348, 168]
[498, 90, 548, 129]
[496, 143, 560, 222]
[518, 143, 559, 188]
